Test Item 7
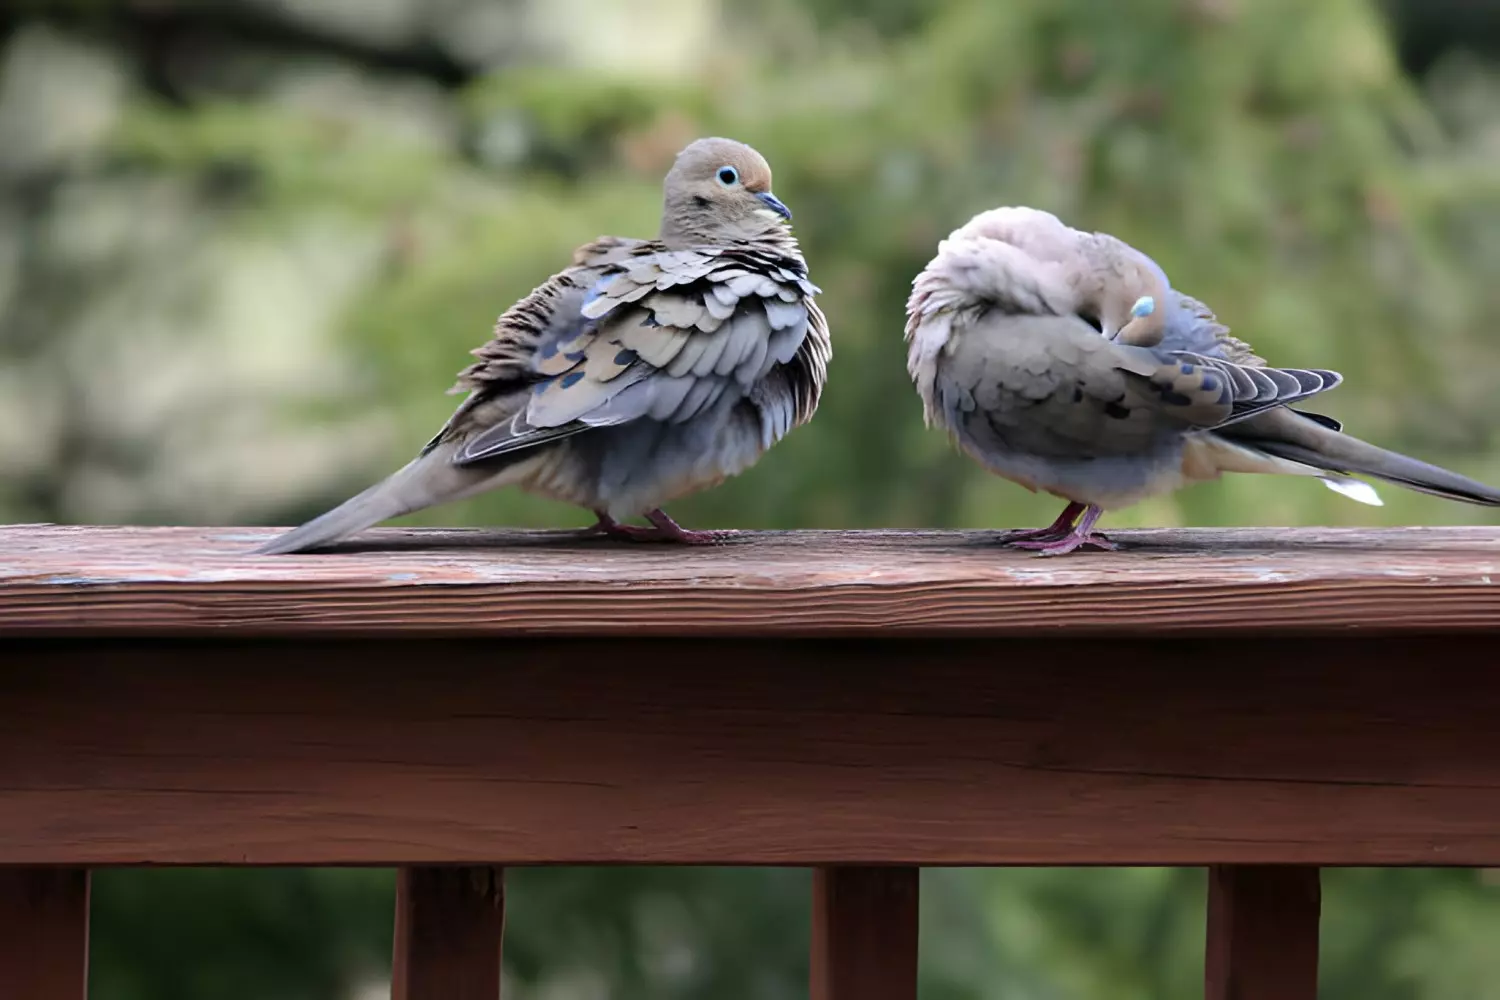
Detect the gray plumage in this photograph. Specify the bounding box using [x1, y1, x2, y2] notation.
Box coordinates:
[257, 137, 830, 554]
[905, 206, 1500, 555]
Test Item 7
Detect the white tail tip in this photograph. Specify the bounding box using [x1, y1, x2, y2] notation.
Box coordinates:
[1321, 476, 1384, 507]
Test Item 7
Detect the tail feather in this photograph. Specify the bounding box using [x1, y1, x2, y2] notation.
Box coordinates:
[255, 445, 507, 555]
[1230, 410, 1500, 508]
[1317, 475, 1384, 507]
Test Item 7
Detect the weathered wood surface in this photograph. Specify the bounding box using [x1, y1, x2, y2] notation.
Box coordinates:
[4, 636, 1499, 866]
[2, 524, 1499, 636]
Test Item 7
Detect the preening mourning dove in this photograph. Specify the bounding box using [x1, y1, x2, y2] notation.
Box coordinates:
[905, 205, 1500, 556]
[257, 137, 830, 554]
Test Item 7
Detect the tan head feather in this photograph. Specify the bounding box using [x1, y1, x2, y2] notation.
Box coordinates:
[659, 137, 794, 247]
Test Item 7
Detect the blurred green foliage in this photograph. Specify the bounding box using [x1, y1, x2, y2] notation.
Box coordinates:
[3, 0, 1500, 998]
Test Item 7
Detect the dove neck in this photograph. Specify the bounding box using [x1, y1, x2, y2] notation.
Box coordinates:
[658, 208, 798, 253]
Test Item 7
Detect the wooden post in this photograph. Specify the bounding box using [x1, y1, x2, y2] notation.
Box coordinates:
[811, 866, 919, 1000]
[0, 868, 90, 1000]
[1205, 865, 1320, 1000]
[393, 866, 505, 1000]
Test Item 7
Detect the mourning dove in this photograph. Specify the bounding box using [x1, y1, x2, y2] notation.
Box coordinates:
[257, 137, 830, 554]
[905, 205, 1500, 556]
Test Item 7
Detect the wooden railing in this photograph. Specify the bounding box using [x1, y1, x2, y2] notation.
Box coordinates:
[3, 523, 1499, 1000]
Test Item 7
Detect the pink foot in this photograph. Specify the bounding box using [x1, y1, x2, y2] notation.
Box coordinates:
[1008, 504, 1117, 556]
[580, 511, 675, 542]
[644, 508, 739, 546]
[1011, 531, 1118, 556]
[578, 514, 628, 538]
[583, 510, 738, 545]
[610, 519, 671, 541]
[996, 502, 1086, 545]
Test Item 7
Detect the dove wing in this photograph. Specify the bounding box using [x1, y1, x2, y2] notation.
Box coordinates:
[443, 241, 821, 466]
[942, 311, 1341, 460]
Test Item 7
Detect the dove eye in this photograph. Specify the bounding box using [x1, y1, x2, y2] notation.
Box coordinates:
[716, 166, 739, 187]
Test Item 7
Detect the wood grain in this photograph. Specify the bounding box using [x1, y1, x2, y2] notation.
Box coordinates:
[2, 525, 1500, 637]
[811, 868, 919, 1000]
[1206, 866, 1320, 1000]
[393, 867, 505, 1000]
[3, 637, 1500, 866]
[0, 869, 90, 1000]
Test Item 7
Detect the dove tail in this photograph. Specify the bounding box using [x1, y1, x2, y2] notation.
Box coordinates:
[1243, 417, 1500, 508]
[254, 475, 421, 555]
[254, 446, 510, 555]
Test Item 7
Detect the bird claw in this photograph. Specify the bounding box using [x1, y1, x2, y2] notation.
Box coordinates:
[1001, 503, 1115, 555]
[1010, 532, 1118, 556]
[645, 508, 739, 545]
[585, 510, 738, 545]
[581, 513, 664, 542]
[995, 502, 1087, 547]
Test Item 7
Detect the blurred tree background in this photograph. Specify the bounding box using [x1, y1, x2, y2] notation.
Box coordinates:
[4, 0, 1500, 997]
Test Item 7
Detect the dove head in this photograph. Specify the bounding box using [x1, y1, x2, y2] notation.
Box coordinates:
[1103, 252, 1171, 348]
[659, 137, 794, 247]
[1077, 234, 1173, 348]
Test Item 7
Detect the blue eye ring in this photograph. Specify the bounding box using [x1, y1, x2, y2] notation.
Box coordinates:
[716, 165, 739, 187]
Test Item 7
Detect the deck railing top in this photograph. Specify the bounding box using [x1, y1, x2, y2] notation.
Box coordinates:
[2, 523, 1499, 637]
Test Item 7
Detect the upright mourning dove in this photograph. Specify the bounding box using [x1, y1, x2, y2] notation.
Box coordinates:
[905, 205, 1500, 556]
[257, 137, 829, 554]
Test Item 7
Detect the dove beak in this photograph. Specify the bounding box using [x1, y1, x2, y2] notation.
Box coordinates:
[756, 190, 793, 221]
